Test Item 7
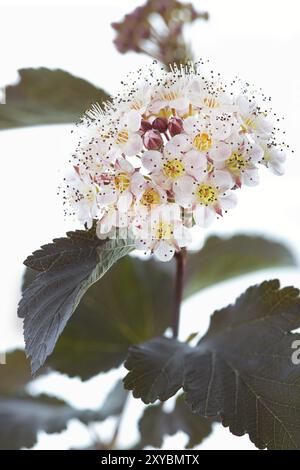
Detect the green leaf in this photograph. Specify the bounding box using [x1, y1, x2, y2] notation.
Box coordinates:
[0, 68, 109, 130]
[137, 395, 212, 449]
[124, 280, 300, 450]
[0, 351, 126, 450]
[46, 256, 174, 380]
[18, 228, 134, 374]
[185, 235, 296, 297]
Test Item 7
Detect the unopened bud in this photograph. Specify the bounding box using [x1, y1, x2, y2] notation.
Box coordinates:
[143, 129, 163, 150]
[152, 117, 168, 133]
[140, 119, 152, 134]
[168, 117, 183, 136]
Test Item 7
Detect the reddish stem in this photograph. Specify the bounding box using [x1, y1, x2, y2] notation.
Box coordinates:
[172, 248, 187, 338]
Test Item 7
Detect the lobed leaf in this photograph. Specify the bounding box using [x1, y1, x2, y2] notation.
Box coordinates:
[124, 280, 300, 450]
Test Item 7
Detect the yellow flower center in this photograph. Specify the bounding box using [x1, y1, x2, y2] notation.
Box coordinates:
[140, 188, 161, 206]
[181, 104, 195, 119]
[163, 159, 185, 179]
[131, 101, 143, 110]
[203, 96, 219, 108]
[85, 190, 95, 202]
[162, 91, 179, 102]
[155, 222, 173, 240]
[226, 152, 248, 175]
[243, 117, 256, 130]
[207, 161, 214, 173]
[116, 130, 129, 145]
[193, 133, 212, 152]
[197, 183, 218, 205]
[158, 108, 173, 119]
[114, 172, 130, 192]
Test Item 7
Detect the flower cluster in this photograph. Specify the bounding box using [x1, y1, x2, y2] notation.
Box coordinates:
[64, 62, 287, 261]
[111, 0, 208, 66]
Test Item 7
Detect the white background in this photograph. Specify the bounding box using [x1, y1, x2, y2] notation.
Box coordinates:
[0, 0, 300, 450]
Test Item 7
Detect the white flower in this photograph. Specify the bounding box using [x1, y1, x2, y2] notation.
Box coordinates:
[143, 135, 207, 192]
[135, 179, 168, 213]
[65, 170, 99, 229]
[110, 110, 143, 157]
[182, 115, 233, 161]
[97, 158, 144, 212]
[150, 76, 190, 114]
[133, 204, 191, 262]
[64, 62, 288, 261]
[261, 144, 286, 176]
[117, 83, 153, 115]
[215, 138, 263, 187]
[237, 95, 273, 140]
[97, 206, 131, 236]
[188, 78, 236, 114]
[191, 170, 238, 227]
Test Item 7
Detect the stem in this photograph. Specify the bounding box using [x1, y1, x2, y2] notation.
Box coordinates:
[108, 391, 128, 450]
[172, 248, 187, 338]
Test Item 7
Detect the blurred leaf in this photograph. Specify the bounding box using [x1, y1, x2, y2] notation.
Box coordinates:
[185, 235, 296, 297]
[0, 395, 100, 450]
[46, 256, 174, 380]
[0, 68, 109, 129]
[99, 379, 128, 419]
[124, 280, 300, 450]
[0, 350, 32, 395]
[18, 228, 134, 374]
[0, 351, 127, 450]
[137, 395, 212, 449]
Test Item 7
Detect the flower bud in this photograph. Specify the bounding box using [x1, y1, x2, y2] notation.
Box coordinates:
[168, 117, 183, 137]
[143, 129, 163, 150]
[140, 119, 152, 134]
[152, 117, 168, 133]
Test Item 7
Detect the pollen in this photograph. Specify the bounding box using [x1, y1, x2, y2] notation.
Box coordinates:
[155, 221, 173, 240]
[197, 183, 218, 205]
[141, 188, 161, 206]
[158, 108, 173, 119]
[163, 159, 185, 179]
[162, 91, 180, 101]
[226, 152, 249, 175]
[203, 96, 219, 108]
[114, 172, 130, 192]
[85, 190, 95, 202]
[116, 130, 129, 145]
[131, 100, 143, 110]
[243, 117, 257, 130]
[193, 132, 212, 152]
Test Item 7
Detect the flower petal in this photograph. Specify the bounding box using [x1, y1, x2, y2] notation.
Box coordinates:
[142, 150, 163, 172]
[193, 205, 216, 227]
[184, 149, 207, 170]
[130, 171, 145, 195]
[97, 185, 117, 205]
[124, 134, 143, 156]
[117, 191, 133, 212]
[127, 109, 142, 132]
[154, 240, 175, 262]
[242, 168, 259, 186]
[219, 191, 238, 210]
[116, 158, 134, 173]
[212, 170, 233, 191]
[209, 141, 232, 162]
[173, 175, 194, 208]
